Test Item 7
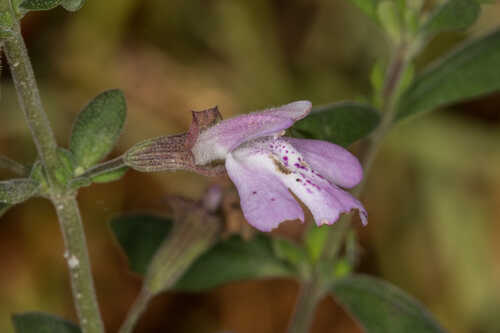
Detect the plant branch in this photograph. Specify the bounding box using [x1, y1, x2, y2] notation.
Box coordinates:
[79, 155, 126, 178]
[287, 277, 325, 333]
[287, 42, 411, 333]
[54, 194, 105, 333]
[119, 287, 153, 333]
[2, 14, 104, 333]
[2, 18, 60, 185]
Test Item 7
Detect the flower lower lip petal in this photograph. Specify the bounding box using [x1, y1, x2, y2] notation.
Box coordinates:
[225, 153, 304, 232]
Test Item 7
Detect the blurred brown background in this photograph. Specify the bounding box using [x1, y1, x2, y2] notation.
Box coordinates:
[1, 0, 500, 332]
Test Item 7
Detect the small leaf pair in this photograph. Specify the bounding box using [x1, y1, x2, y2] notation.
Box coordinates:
[19, 0, 85, 12]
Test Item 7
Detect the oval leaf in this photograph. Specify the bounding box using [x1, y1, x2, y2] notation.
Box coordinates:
[90, 165, 128, 183]
[422, 0, 480, 37]
[291, 102, 380, 147]
[0, 2, 15, 31]
[0, 178, 39, 204]
[397, 29, 500, 120]
[20, 0, 62, 10]
[273, 238, 309, 267]
[110, 214, 173, 275]
[61, 0, 84, 11]
[174, 235, 297, 292]
[70, 89, 126, 172]
[331, 275, 446, 333]
[12, 312, 80, 333]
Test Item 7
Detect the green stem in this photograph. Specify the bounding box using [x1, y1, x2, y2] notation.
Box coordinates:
[287, 278, 324, 333]
[323, 43, 410, 261]
[2, 13, 104, 333]
[118, 288, 153, 333]
[79, 155, 125, 178]
[287, 43, 412, 333]
[54, 194, 105, 333]
[2, 20, 59, 184]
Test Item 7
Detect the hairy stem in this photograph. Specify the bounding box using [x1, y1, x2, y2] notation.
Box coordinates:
[287, 43, 411, 333]
[2, 15, 104, 333]
[54, 194, 105, 332]
[79, 155, 125, 178]
[3, 20, 59, 184]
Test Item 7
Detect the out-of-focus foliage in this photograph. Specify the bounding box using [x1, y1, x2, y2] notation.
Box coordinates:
[12, 312, 80, 333]
[398, 28, 500, 120]
[0, 0, 500, 332]
[176, 235, 297, 292]
[421, 0, 480, 37]
[332, 275, 446, 333]
[291, 103, 380, 147]
[111, 214, 296, 292]
[110, 214, 173, 275]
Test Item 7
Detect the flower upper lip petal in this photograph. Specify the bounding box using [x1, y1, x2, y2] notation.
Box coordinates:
[191, 101, 312, 165]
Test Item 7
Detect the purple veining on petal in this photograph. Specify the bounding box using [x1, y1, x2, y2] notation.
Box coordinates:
[228, 136, 367, 230]
[184, 100, 366, 230]
[285, 138, 363, 188]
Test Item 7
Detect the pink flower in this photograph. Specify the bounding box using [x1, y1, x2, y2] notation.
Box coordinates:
[125, 101, 367, 232]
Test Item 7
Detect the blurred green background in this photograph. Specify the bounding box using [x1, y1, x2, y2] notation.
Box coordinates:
[1, 0, 500, 332]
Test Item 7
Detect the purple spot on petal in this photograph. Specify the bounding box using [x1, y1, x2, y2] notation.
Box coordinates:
[271, 198, 275, 201]
[252, 191, 257, 195]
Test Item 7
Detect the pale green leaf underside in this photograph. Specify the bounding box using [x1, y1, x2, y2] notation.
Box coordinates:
[331, 275, 446, 333]
[397, 28, 500, 120]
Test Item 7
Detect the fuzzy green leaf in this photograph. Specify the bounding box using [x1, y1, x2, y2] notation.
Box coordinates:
[110, 214, 173, 275]
[0, 178, 38, 204]
[175, 235, 296, 292]
[70, 89, 126, 172]
[422, 0, 480, 37]
[397, 29, 500, 120]
[0, 1, 15, 32]
[291, 102, 381, 147]
[19, 0, 62, 10]
[61, 0, 84, 11]
[305, 226, 329, 263]
[348, 0, 379, 18]
[12, 312, 80, 333]
[90, 166, 128, 183]
[273, 238, 309, 267]
[331, 275, 446, 333]
[377, 1, 402, 42]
